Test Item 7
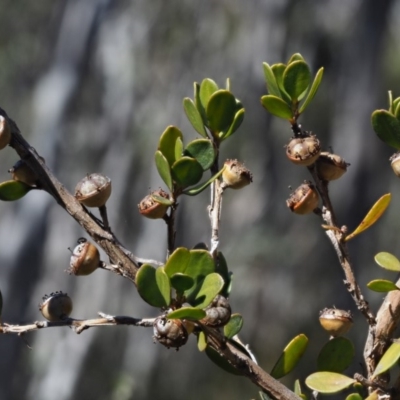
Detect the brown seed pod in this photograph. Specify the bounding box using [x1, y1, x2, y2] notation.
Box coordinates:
[286, 182, 319, 214]
[39, 291, 73, 321]
[390, 152, 400, 178]
[200, 295, 231, 327]
[138, 189, 170, 219]
[153, 316, 188, 349]
[0, 115, 11, 150]
[319, 308, 353, 337]
[68, 238, 100, 276]
[222, 159, 253, 189]
[9, 159, 39, 186]
[286, 135, 321, 166]
[74, 173, 111, 208]
[316, 152, 349, 181]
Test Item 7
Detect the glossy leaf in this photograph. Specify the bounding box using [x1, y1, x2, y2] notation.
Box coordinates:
[167, 307, 206, 320]
[372, 341, 400, 377]
[367, 279, 399, 292]
[219, 108, 245, 140]
[199, 78, 219, 110]
[192, 272, 224, 309]
[185, 250, 215, 279]
[182, 166, 225, 196]
[156, 267, 171, 306]
[305, 372, 356, 394]
[283, 61, 311, 101]
[299, 67, 324, 114]
[216, 251, 232, 297]
[164, 247, 191, 277]
[0, 180, 32, 201]
[317, 337, 355, 373]
[395, 101, 400, 121]
[170, 273, 194, 292]
[158, 125, 184, 166]
[206, 90, 237, 132]
[345, 394, 363, 400]
[155, 150, 172, 191]
[171, 156, 203, 188]
[262, 62, 282, 98]
[151, 193, 173, 206]
[392, 96, 400, 115]
[194, 82, 207, 125]
[365, 391, 379, 400]
[345, 193, 391, 241]
[261, 95, 292, 119]
[224, 313, 243, 339]
[205, 346, 242, 375]
[184, 139, 216, 171]
[183, 97, 207, 137]
[183, 166, 225, 196]
[175, 136, 183, 161]
[294, 380, 305, 398]
[271, 63, 291, 104]
[375, 251, 400, 272]
[197, 330, 207, 351]
[270, 334, 308, 379]
[287, 53, 305, 64]
[371, 110, 400, 149]
[136, 264, 171, 308]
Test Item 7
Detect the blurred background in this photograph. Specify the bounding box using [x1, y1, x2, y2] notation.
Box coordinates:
[0, 0, 400, 399]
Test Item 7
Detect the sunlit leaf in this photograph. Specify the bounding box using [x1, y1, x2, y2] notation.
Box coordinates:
[375, 252, 400, 272]
[317, 337, 355, 373]
[192, 272, 224, 309]
[271, 63, 291, 104]
[158, 125, 184, 166]
[183, 97, 207, 137]
[184, 139, 216, 171]
[287, 53, 305, 64]
[199, 78, 219, 111]
[365, 391, 379, 400]
[164, 247, 191, 277]
[283, 61, 311, 101]
[223, 313, 243, 339]
[345, 394, 363, 400]
[299, 67, 324, 114]
[260, 95, 292, 120]
[262, 62, 282, 98]
[155, 150, 172, 191]
[206, 90, 237, 133]
[155, 267, 171, 307]
[305, 372, 356, 394]
[270, 334, 308, 379]
[171, 157, 203, 188]
[0, 180, 32, 201]
[219, 108, 245, 140]
[372, 341, 400, 377]
[197, 330, 207, 352]
[175, 137, 183, 161]
[167, 307, 206, 320]
[367, 279, 399, 292]
[345, 193, 391, 241]
[371, 110, 400, 149]
[151, 193, 173, 206]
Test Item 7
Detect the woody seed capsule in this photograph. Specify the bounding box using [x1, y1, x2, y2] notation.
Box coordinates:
[316, 152, 348, 181]
[286, 135, 321, 166]
[222, 159, 253, 189]
[69, 238, 100, 276]
[39, 292, 73, 321]
[200, 295, 231, 327]
[75, 173, 111, 208]
[286, 182, 319, 214]
[319, 308, 353, 337]
[138, 189, 170, 219]
[153, 316, 188, 349]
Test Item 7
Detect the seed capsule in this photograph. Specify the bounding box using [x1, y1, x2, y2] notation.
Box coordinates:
[316, 152, 348, 181]
[286, 135, 321, 166]
[9, 160, 38, 186]
[201, 295, 231, 327]
[390, 152, 400, 178]
[0, 115, 11, 150]
[153, 316, 188, 349]
[286, 182, 319, 214]
[69, 238, 100, 276]
[74, 173, 111, 208]
[138, 189, 170, 219]
[222, 159, 253, 189]
[319, 308, 353, 337]
[39, 292, 73, 321]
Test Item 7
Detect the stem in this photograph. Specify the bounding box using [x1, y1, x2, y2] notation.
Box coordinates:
[164, 200, 177, 258]
[99, 205, 110, 230]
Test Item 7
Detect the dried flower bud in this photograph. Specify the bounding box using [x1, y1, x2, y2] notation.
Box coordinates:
[75, 173, 111, 208]
[316, 152, 349, 181]
[286, 182, 319, 214]
[222, 159, 253, 189]
[201, 295, 231, 327]
[286, 135, 321, 166]
[69, 238, 100, 276]
[138, 189, 169, 219]
[319, 308, 353, 337]
[39, 291, 73, 321]
[153, 316, 188, 349]
[0, 115, 11, 150]
[390, 152, 400, 178]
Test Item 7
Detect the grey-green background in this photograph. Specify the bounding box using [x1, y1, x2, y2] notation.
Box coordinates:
[0, 1, 399, 399]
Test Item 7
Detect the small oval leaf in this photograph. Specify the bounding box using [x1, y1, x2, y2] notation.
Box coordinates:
[206, 90, 237, 132]
[184, 139, 216, 171]
[0, 180, 32, 201]
[367, 279, 399, 292]
[374, 252, 400, 272]
[372, 110, 400, 149]
[305, 372, 356, 394]
[183, 97, 207, 137]
[299, 67, 324, 114]
[155, 151, 173, 191]
[156, 267, 171, 307]
[171, 156, 204, 188]
[287, 53, 305, 64]
[192, 272, 224, 309]
[223, 313, 243, 339]
[186, 249, 215, 279]
[262, 62, 282, 98]
[345, 394, 363, 400]
[151, 193, 173, 206]
[200, 78, 219, 110]
[283, 60, 311, 101]
[182, 166, 225, 196]
[373, 342, 400, 377]
[271, 63, 291, 104]
[167, 307, 206, 321]
[220, 108, 245, 140]
[164, 247, 191, 277]
[158, 125, 184, 166]
[317, 337, 355, 373]
[270, 334, 309, 379]
[170, 273, 195, 292]
[260, 95, 292, 120]
[345, 193, 391, 241]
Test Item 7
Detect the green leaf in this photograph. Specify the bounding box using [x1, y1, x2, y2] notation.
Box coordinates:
[0, 180, 32, 201]
[184, 139, 216, 170]
[164, 247, 191, 277]
[270, 334, 309, 379]
[175, 136, 183, 161]
[305, 372, 356, 394]
[283, 61, 311, 101]
[223, 313, 243, 339]
[219, 108, 245, 140]
[136, 264, 171, 308]
[374, 252, 400, 272]
[182, 166, 225, 196]
[192, 272, 224, 309]
[197, 330, 207, 351]
[317, 337, 355, 373]
[185, 249, 215, 279]
[194, 82, 207, 125]
[345, 394, 363, 400]
[345, 193, 391, 241]
[294, 380, 303, 397]
[299, 67, 324, 114]
[393, 97, 400, 116]
[158, 125, 184, 166]
[216, 251, 232, 297]
[151, 193, 173, 206]
[155, 151, 172, 191]
[171, 156, 204, 188]
[260, 95, 292, 120]
[200, 78, 219, 111]
[287, 53, 305, 64]
[365, 392, 379, 400]
[167, 307, 206, 320]
[394, 101, 400, 121]
[206, 90, 237, 132]
[170, 273, 194, 292]
[262, 62, 282, 98]
[373, 341, 400, 377]
[205, 346, 242, 375]
[367, 279, 399, 292]
[271, 63, 291, 104]
[183, 98, 207, 137]
[371, 110, 400, 149]
[225, 77, 230, 91]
